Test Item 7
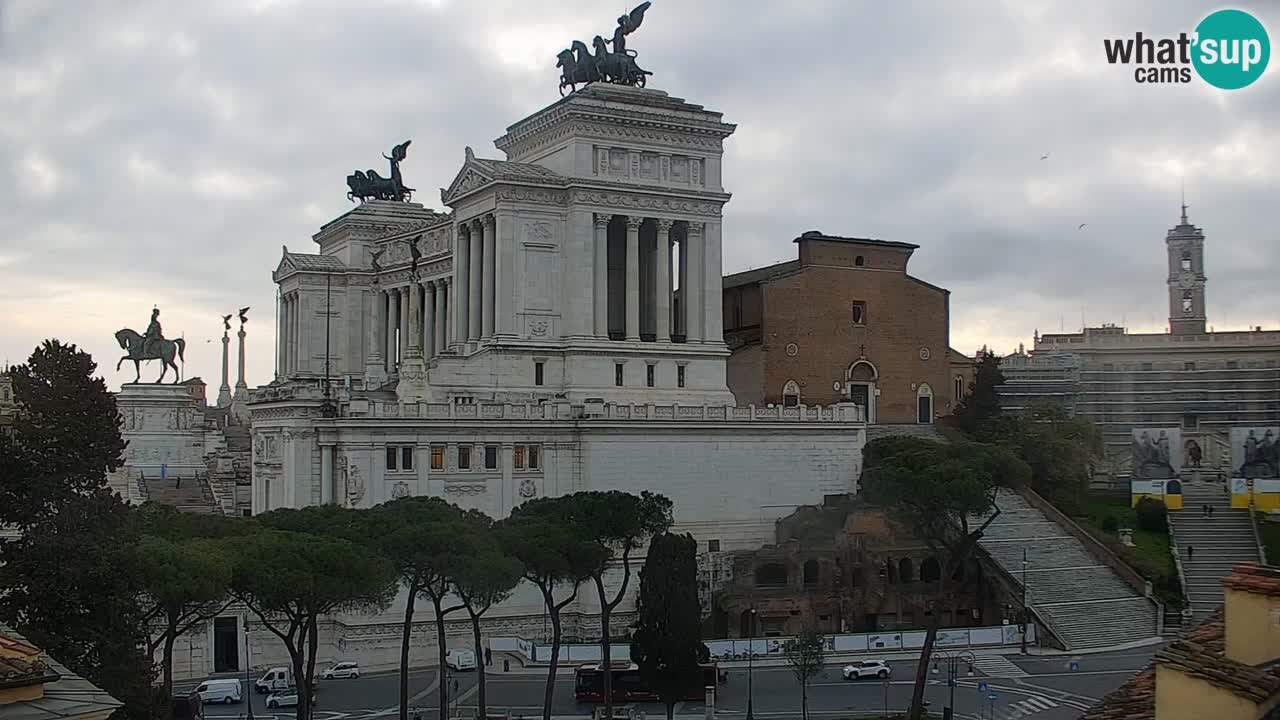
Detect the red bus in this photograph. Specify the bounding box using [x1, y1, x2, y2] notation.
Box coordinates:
[574, 662, 717, 703]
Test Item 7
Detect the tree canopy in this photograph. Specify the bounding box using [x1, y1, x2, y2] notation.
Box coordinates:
[630, 532, 703, 720]
[952, 348, 1004, 435]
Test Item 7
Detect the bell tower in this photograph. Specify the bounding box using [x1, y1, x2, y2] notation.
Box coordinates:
[1166, 202, 1206, 336]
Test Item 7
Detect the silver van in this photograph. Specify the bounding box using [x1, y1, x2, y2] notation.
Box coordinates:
[194, 678, 242, 704]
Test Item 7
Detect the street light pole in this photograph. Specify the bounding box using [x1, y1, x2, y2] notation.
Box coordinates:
[746, 607, 756, 720]
[1021, 548, 1029, 654]
[930, 649, 975, 720]
[244, 618, 255, 720]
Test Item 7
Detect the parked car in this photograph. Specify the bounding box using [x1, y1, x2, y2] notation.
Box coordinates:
[321, 661, 360, 680]
[842, 659, 892, 680]
[265, 688, 316, 709]
[445, 648, 477, 671]
[193, 678, 242, 704]
[255, 667, 293, 694]
[171, 689, 205, 720]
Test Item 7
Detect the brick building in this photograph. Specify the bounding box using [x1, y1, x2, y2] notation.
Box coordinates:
[723, 230, 964, 424]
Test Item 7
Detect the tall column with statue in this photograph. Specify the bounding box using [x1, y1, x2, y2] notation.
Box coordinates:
[218, 314, 232, 406]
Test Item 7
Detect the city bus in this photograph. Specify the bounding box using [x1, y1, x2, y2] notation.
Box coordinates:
[573, 662, 718, 703]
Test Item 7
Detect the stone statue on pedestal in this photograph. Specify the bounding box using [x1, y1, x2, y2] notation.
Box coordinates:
[115, 307, 186, 383]
[557, 2, 653, 95]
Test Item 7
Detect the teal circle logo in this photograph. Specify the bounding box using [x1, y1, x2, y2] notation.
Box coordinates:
[1192, 9, 1270, 89]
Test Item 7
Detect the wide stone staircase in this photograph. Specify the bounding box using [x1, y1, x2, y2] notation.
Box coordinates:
[140, 473, 218, 514]
[1170, 480, 1261, 621]
[979, 489, 1161, 650]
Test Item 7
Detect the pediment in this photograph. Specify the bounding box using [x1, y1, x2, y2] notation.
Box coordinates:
[441, 157, 495, 205]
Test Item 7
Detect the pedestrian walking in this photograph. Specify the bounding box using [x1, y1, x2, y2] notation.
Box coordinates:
[1187, 545, 1195, 561]
[484, 646, 491, 667]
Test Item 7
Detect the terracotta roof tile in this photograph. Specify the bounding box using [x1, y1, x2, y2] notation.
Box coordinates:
[1223, 563, 1280, 598]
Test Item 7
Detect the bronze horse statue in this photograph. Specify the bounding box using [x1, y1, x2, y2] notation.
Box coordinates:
[114, 329, 186, 384]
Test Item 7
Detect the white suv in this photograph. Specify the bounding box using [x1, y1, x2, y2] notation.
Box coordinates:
[842, 659, 892, 680]
[321, 662, 360, 680]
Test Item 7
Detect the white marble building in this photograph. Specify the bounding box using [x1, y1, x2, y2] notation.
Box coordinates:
[215, 84, 868, 679]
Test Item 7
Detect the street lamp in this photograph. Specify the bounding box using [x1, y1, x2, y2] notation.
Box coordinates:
[244, 618, 255, 720]
[746, 607, 757, 720]
[930, 649, 975, 720]
[1021, 548, 1030, 654]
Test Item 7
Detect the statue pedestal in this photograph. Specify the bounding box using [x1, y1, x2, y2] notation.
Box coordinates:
[396, 356, 429, 403]
[115, 382, 209, 479]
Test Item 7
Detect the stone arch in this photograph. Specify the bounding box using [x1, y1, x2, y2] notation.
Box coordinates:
[803, 559, 820, 586]
[898, 557, 914, 583]
[782, 380, 801, 408]
[739, 609, 757, 638]
[921, 557, 941, 583]
[885, 559, 897, 584]
[847, 361, 878, 422]
[916, 383, 934, 424]
[755, 562, 788, 587]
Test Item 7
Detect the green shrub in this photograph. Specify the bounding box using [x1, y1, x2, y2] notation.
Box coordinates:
[1135, 498, 1168, 533]
[1102, 516, 1120, 534]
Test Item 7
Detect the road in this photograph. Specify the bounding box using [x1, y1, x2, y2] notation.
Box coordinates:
[192, 647, 1157, 720]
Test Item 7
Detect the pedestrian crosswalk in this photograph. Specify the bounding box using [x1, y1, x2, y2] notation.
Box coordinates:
[999, 694, 1059, 718]
[968, 654, 1030, 678]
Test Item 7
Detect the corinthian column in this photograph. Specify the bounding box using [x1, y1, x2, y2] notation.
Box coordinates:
[407, 282, 422, 357]
[482, 214, 496, 340]
[454, 224, 470, 349]
[625, 216, 642, 341]
[655, 219, 673, 342]
[594, 214, 610, 338]
[423, 281, 436, 359]
[468, 218, 483, 342]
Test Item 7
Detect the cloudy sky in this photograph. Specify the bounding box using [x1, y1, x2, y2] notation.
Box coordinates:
[2, 0, 1277, 392]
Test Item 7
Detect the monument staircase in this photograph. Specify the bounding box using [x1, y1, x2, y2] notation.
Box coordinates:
[139, 472, 218, 514]
[978, 489, 1160, 650]
[1169, 480, 1261, 622]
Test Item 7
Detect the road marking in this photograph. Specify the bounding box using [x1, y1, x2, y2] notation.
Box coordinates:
[969, 655, 1030, 678]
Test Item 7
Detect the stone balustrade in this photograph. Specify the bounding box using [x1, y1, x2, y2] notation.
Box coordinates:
[346, 398, 865, 423]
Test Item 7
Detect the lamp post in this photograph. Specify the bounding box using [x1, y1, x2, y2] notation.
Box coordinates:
[746, 607, 757, 720]
[930, 649, 976, 720]
[244, 618, 255, 720]
[1021, 548, 1029, 654]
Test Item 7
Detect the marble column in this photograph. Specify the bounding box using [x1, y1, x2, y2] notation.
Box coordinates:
[482, 215, 496, 339]
[320, 445, 335, 505]
[218, 331, 232, 405]
[387, 289, 399, 370]
[677, 232, 688, 339]
[287, 294, 297, 374]
[702, 220, 724, 342]
[439, 278, 451, 349]
[276, 294, 286, 378]
[366, 286, 383, 375]
[454, 224, 470, 349]
[407, 282, 422, 357]
[468, 219, 483, 342]
[685, 223, 704, 342]
[655, 219, 673, 342]
[398, 286, 410, 362]
[625, 215, 642, 341]
[423, 281, 437, 359]
[235, 324, 248, 393]
[593, 214, 609, 338]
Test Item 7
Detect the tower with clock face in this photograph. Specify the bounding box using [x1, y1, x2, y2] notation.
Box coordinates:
[1167, 204, 1207, 336]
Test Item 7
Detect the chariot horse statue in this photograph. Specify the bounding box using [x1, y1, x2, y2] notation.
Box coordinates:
[557, 2, 652, 95]
[115, 307, 186, 383]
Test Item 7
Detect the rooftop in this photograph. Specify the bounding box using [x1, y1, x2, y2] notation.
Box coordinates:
[722, 259, 800, 290]
[793, 230, 920, 250]
[0, 625, 122, 720]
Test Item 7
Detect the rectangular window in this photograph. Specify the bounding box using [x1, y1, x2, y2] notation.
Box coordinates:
[484, 445, 498, 470]
[528, 445, 540, 470]
[1183, 414, 1198, 431]
[401, 447, 414, 471]
[615, 363, 624, 387]
[514, 446, 525, 470]
[385, 447, 398, 471]
[708, 539, 721, 552]
[430, 446, 444, 470]
[646, 364, 655, 388]
[677, 365, 686, 388]
[851, 301, 867, 326]
[1184, 362, 1196, 371]
[458, 445, 471, 470]
[534, 361, 544, 386]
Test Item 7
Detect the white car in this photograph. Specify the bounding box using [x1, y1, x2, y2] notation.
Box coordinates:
[265, 688, 315, 709]
[321, 661, 360, 680]
[445, 648, 477, 671]
[843, 659, 892, 680]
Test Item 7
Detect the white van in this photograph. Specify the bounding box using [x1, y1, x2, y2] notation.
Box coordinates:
[194, 678, 242, 705]
[445, 648, 477, 671]
[255, 667, 293, 694]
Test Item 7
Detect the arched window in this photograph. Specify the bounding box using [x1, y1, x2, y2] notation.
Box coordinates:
[755, 563, 788, 587]
[739, 609, 758, 638]
[855, 255, 865, 267]
[916, 383, 934, 424]
[803, 559, 819, 586]
[954, 375, 965, 401]
[898, 558, 914, 583]
[885, 560, 897, 584]
[1180, 251, 1192, 271]
[782, 380, 801, 408]
[921, 557, 941, 583]
[1182, 290, 1194, 314]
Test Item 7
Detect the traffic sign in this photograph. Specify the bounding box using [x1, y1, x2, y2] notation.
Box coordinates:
[988, 693, 998, 701]
[977, 681, 989, 692]
[1070, 661, 1080, 672]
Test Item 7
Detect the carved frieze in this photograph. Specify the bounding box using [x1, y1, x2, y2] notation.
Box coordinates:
[444, 483, 487, 496]
[391, 481, 410, 500]
[494, 187, 568, 205]
[568, 190, 722, 217]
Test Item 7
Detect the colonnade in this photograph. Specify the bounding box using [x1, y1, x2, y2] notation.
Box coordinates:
[371, 277, 452, 372]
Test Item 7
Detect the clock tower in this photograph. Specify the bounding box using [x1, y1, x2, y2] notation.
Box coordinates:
[1166, 203, 1206, 336]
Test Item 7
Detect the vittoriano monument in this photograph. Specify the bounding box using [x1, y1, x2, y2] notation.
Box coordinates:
[346, 140, 414, 203]
[557, 2, 653, 95]
[115, 307, 187, 384]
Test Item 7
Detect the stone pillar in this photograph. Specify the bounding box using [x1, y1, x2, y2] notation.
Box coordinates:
[382, 290, 394, 370]
[320, 445, 335, 505]
[455, 224, 471, 349]
[423, 281, 436, 359]
[677, 234, 687, 338]
[685, 223, 704, 342]
[468, 219, 483, 342]
[276, 294, 285, 378]
[703, 220, 724, 342]
[365, 286, 384, 380]
[387, 289, 399, 371]
[625, 216, 642, 341]
[593, 214, 610, 338]
[438, 278, 450, 351]
[482, 215, 496, 339]
[287, 294, 297, 374]
[282, 295, 291, 374]
[398, 287, 410, 362]
[296, 291, 310, 374]
[407, 283, 422, 358]
[218, 330, 232, 406]
[495, 211, 517, 338]
[655, 219, 673, 343]
[235, 324, 248, 393]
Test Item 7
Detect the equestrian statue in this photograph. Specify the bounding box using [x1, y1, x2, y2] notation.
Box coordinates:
[558, 2, 653, 95]
[347, 140, 415, 203]
[115, 307, 186, 384]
